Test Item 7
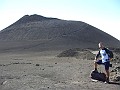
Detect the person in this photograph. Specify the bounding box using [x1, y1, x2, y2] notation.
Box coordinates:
[93, 42, 111, 83]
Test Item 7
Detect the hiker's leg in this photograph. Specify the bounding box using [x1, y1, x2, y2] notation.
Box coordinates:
[105, 62, 110, 82]
[105, 69, 109, 83]
[105, 70, 109, 78]
[94, 61, 97, 70]
[94, 60, 102, 70]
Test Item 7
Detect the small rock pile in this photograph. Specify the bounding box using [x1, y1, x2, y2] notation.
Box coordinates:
[57, 48, 95, 60]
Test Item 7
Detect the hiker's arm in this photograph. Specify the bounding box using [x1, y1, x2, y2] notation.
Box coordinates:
[95, 51, 100, 60]
[105, 48, 113, 60]
[104, 48, 109, 54]
[109, 58, 113, 61]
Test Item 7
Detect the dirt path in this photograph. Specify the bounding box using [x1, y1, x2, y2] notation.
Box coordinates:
[0, 51, 120, 90]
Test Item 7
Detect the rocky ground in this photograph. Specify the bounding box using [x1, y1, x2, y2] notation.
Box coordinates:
[0, 49, 120, 90]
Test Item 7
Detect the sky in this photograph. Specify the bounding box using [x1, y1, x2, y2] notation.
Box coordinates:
[0, 0, 120, 40]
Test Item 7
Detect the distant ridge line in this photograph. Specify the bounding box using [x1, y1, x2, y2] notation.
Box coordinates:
[0, 14, 120, 49]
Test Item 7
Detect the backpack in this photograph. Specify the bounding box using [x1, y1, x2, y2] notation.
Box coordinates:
[91, 71, 106, 82]
[105, 48, 114, 58]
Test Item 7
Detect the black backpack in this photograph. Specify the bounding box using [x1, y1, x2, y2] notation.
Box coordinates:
[105, 48, 114, 58]
[91, 71, 106, 82]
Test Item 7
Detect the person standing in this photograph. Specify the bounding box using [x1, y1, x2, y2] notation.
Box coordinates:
[94, 42, 111, 83]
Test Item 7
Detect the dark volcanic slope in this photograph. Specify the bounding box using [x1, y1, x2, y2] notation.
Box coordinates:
[0, 14, 120, 51]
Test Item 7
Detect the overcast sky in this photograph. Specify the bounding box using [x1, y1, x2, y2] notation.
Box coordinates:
[0, 0, 120, 40]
